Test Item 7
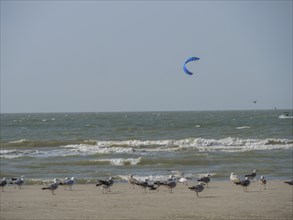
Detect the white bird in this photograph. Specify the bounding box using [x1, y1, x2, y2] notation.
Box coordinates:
[42, 178, 61, 195]
[259, 176, 267, 190]
[230, 172, 241, 184]
[60, 177, 75, 191]
[128, 174, 139, 189]
[178, 177, 188, 185]
[169, 170, 191, 185]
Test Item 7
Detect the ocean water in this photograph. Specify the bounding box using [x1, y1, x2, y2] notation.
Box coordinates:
[0, 110, 292, 183]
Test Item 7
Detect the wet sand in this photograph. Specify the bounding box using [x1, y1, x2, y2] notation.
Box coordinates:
[1, 180, 292, 219]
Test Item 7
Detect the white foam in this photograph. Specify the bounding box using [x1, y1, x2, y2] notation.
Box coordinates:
[63, 138, 293, 153]
[91, 157, 141, 166]
[172, 137, 292, 152]
[0, 148, 80, 159]
[8, 139, 27, 144]
[64, 144, 135, 154]
[279, 115, 293, 119]
[2, 138, 292, 159]
[236, 126, 250, 129]
[0, 149, 40, 159]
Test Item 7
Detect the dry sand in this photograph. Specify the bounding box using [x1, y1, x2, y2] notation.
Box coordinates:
[1, 180, 292, 220]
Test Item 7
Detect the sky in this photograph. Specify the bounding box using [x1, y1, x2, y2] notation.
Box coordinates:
[1, 1, 292, 113]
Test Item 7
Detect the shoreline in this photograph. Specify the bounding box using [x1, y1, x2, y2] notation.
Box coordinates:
[1, 180, 292, 220]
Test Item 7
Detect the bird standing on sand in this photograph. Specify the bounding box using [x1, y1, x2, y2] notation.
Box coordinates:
[135, 179, 149, 192]
[230, 172, 241, 184]
[236, 177, 250, 192]
[245, 170, 257, 180]
[158, 175, 177, 193]
[60, 177, 75, 191]
[169, 170, 191, 185]
[197, 173, 211, 188]
[162, 179, 177, 193]
[41, 178, 61, 195]
[96, 177, 114, 193]
[10, 176, 25, 189]
[0, 177, 8, 192]
[188, 182, 205, 197]
[128, 174, 139, 189]
[259, 176, 267, 190]
[178, 177, 188, 186]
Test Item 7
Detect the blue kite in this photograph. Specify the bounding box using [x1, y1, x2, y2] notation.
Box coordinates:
[183, 57, 200, 75]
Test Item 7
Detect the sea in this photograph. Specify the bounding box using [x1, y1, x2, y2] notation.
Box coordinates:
[0, 110, 292, 184]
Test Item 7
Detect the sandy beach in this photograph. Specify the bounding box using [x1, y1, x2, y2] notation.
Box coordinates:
[0, 180, 292, 220]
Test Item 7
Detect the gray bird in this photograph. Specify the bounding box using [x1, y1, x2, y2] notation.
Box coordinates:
[245, 170, 257, 180]
[236, 177, 250, 192]
[197, 173, 211, 188]
[60, 177, 75, 191]
[188, 182, 205, 197]
[96, 177, 114, 193]
[158, 175, 177, 193]
[10, 176, 25, 189]
[42, 178, 61, 195]
[0, 177, 8, 192]
[135, 179, 149, 192]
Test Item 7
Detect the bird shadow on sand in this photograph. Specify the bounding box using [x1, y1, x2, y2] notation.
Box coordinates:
[244, 190, 264, 193]
[97, 191, 123, 195]
[195, 195, 219, 199]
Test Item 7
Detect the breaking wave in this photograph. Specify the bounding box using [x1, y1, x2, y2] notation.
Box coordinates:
[90, 157, 142, 166]
[62, 137, 292, 153]
[1, 137, 292, 159]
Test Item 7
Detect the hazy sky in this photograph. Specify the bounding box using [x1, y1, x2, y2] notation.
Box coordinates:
[1, 1, 292, 113]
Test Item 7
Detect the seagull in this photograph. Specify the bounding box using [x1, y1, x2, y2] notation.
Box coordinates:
[41, 178, 61, 195]
[135, 179, 149, 192]
[0, 177, 8, 192]
[284, 180, 293, 185]
[197, 173, 211, 188]
[188, 182, 205, 198]
[60, 177, 75, 191]
[169, 170, 184, 179]
[259, 176, 267, 190]
[96, 177, 114, 193]
[159, 175, 177, 193]
[245, 170, 257, 180]
[10, 176, 25, 189]
[236, 177, 250, 192]
[178, 177, 188, 186]
[230, 172, 241, 184]
[128, 174, 139, 189]
[169, 170, 191, 185]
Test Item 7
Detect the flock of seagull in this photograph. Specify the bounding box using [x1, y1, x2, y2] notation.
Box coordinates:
[1, 170, 293, 197]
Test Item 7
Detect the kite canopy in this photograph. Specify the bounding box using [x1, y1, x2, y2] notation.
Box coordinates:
[183, 57, 200, 75]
